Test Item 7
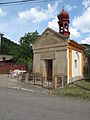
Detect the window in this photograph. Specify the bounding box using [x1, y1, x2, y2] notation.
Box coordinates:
[76, 52, 79, 59]
[75, 60, 77, 68]
[60, 24, 63, 32]
[2, 57, 6, 61]
[65, 23, 68, 32]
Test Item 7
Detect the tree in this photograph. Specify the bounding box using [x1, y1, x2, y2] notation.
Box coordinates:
[1, 37, 20, 55]
[13, 31, 39, 64]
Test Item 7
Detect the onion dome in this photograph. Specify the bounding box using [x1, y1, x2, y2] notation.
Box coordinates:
[57, 8, 69, 20]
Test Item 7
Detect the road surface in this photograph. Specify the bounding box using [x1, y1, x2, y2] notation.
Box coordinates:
[0, 86, 90, 120]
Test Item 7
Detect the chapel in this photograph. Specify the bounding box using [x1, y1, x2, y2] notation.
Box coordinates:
[32, 9, 84, 88]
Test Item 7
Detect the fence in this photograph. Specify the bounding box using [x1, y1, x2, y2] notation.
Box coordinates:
[27, 73, 66, 89]
[27, 73, 52, 89]
[84, 64, 90, 77]
[84, 57, 90, 77]
[0, 62, 26, 74]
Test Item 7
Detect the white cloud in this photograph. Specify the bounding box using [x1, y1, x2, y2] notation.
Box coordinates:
[70, 27, 80, 39]
[48, 19, 80, 40]
[65, 4, 77, 11]
[48, 19, 81, 40]
[82, 0, 90, 8]
[0, 8, 6, 17]
[18, 1, 61, 23]
[81, 36, 90, 44]
[48, 17, 58, 31]
[72, 7, 90, 33]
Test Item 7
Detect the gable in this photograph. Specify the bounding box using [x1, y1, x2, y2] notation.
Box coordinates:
[33, 28, 67, 49]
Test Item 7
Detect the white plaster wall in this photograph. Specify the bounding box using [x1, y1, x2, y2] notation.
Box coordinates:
[72, 50, 82, 77]
[0, 55, 12, 61]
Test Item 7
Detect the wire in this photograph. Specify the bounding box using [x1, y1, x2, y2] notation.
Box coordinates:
[0, 0, 55, 6]
[0, 0, 35, 5]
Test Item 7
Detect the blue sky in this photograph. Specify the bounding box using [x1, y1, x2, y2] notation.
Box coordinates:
[0, 0, 90, 44]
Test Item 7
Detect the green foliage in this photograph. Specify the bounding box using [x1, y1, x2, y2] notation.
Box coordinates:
[82, 44, 90, 58]
[0, 37, 20, 55]
[0, 31, 39, 64]
[14, 31, 39, 64]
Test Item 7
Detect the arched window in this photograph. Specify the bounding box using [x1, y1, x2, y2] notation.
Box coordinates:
[75, 60, 77, 68]
[2, 57, 6, 61]
[74, 52, 79, 68]
[65, 23, 68, 32]
[60, 24, 63, 32]
[76, 52, 79, 59]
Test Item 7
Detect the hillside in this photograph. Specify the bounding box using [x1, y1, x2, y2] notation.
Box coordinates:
[81, 44, 90, 57]
[0, 37, 20, 55]
[81, 44, 90, 50]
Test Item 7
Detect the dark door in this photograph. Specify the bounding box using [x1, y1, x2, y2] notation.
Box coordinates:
[47, 60, 52, 81]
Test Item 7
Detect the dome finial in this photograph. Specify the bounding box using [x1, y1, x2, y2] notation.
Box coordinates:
[57, 8, 69, 20]
[62, 6, 64, 11]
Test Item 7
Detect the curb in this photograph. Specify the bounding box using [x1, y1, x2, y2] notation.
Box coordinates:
[0, 85, 49, 95]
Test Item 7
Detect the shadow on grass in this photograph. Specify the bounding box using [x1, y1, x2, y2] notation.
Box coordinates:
[85, 77, 90, 82]
[74, 84, 90, 91]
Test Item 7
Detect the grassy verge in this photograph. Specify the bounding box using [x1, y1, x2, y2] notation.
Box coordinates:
[53, 79, 90, 101]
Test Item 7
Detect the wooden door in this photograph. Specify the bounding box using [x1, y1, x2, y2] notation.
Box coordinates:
[47, 60, 52, 81]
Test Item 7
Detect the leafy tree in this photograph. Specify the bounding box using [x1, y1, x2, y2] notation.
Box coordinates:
[13, 31, 39, 64]
[0, 37, 20, 55]
[82, 44, 90, 58]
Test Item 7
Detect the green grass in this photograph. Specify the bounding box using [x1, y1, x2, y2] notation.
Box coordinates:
[53, 79, 90, 101]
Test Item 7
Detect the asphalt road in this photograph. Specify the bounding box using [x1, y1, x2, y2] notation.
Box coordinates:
[0, 87, 90, 120]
